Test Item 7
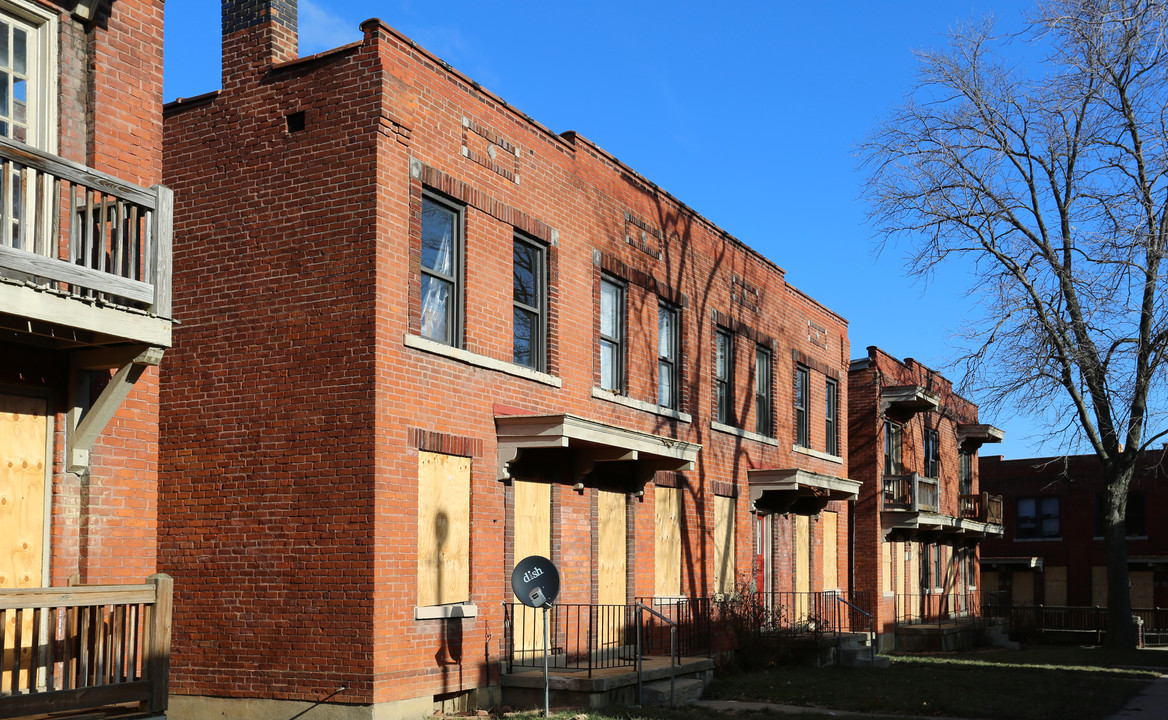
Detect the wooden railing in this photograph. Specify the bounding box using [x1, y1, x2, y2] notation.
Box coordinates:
[0, 135, 172, 317]
[0, 574, 172, 719]
[882, 473, 939, 513]
[960, 492, 1005, 524]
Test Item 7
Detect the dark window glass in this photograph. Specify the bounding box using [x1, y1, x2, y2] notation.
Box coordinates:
[795, 365, 809, 447]
[923, 428, 940, 478]
[1018, 496, 1060, 539]
[715, 329, 733, 424]
[599, 277, 624, 392]
[1095, 491, 1146, 537]
[420, 195, 461, 345]
[513, 236, 544, 369]
[884, 420, 902, 475]
[658, 303, 679, 408]
[755, 346, 772, 436]
[825, 378, 838, 455]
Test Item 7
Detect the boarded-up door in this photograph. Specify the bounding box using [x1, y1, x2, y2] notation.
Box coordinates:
[1044, 566, 1067, 606]
[1132, 571, 1154, 609]
[513, 480, 551, 656]
[713, 496, 735, 595]
[1092, 566, 1108, 607]
[597, 490, 627, 648]
[794, 515, 810, 621]
[1013, 571, 1035, 605]
[822, 511, 838, 591]
[1, 393, 49, 691]
[654, 486, 681, 597]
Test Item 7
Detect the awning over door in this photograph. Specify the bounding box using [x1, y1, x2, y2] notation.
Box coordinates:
[495, 413, 700, 488]
[748, 468, 861, 515]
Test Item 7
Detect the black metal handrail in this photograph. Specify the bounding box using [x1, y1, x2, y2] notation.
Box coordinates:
[502, 603, 636, 677]
[895, 592, 979, 627]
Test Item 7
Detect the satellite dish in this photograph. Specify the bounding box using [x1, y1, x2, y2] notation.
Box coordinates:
[511, 555, 561, 609]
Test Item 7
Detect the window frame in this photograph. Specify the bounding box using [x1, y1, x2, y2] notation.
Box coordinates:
[794, 364, 810, 448]
[958, 450, 973, 496]
[657, 301, 679, 409]
[824, 377, 838, 456]
[599, 274, 625, 393]
[0, 0, 56, 153]
[884, 420, 903, 475]
[1017, 496, 1060, 539]
[754, 345, 772, 436]
[923, 428, 940, 478]
[419, 191, 464, 347]
[715, 327, 734, 425]
[512, 233, 546, 371]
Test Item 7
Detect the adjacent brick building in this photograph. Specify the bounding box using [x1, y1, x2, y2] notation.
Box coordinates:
[848, 347, 1004, 650]
[159, 1, 857, 716]
[980, 450, 1168, 610]
[0, 0, 173, 716]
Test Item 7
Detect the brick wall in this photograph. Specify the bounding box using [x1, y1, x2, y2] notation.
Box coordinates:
[161, 0, 852, 708]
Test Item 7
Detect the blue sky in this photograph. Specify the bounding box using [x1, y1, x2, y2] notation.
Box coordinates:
[163, 1, 1046, 459]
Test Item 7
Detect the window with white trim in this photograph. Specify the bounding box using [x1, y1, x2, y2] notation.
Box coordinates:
[0, 1, 55, 151]
[657, 301, 679, 408]
[599, 275, 624, 392]
[420, 193, 463, 346]
[512, 234, 545, 370]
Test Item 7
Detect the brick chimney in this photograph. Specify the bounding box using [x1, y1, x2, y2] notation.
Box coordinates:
[222, 0, 298, 89]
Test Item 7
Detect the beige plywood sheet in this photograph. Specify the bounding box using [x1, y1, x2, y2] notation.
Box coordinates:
[0, 393, 48, 692]
[794, 515, 809, 620]
[822, 511, 838, 591]
[598, 490, 626, 606]
[907, 543, 920, 597]
[417, 451, 470, 607]
[1132, 570, 1154, 609]
[982, 570, 998, 600]
[713, 496, 735, 595]
[654, 486, 681, 597]
[1044, 566, 1067, 606]
[513, 480, 551, 655]
[1013, 571, 1035, 605]
[1092, 566, 1108, 607]
[882, 541, 893, 594]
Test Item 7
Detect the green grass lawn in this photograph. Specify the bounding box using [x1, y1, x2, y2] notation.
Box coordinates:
[705, 646, 1165, 720]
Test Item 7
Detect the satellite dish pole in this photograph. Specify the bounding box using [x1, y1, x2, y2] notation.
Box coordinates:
[511, 555, 561, 718]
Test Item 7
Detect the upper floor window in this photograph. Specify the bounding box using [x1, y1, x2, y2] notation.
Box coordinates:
[923, 428, 940, 478]
[715, 328, 733, 424]
[884, 420, 902, 475]
[0, 2, 55, 150]
[755, 346, 772, 436]
[599, 275, 624, 392]
[657, 302, 679, 408]
[825, 378, 838, 456]
[794, 365, 810, 447]
[1017, 496, 1060, 539]
[959, 451, 973, 496]
[512, 235, 545, 370]
[1094, 490, 1146, 538]
[420, 193, 462, 346]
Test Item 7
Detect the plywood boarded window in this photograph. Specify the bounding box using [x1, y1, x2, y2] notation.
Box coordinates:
[654, 486, 681, 596]
[1044, 566, 1067, 606]
[882, 541, 893, 595]
[1132, 570, 1154, 609]
[1091, 566, 1108, 607]
[822, 511, 838, 591]
[713, 496, 735, 595]
[1013, 571, 1034, 605]
[417, 451, 470, 606]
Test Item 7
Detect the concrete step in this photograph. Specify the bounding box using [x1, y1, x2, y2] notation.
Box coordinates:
[640, 677, 706, 706]
[840, 646, 889, 668]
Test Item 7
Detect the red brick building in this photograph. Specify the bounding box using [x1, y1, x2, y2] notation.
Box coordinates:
[0, 0, 173, 716]
[980, 451, 1168, 610]
[848, 347, 1003, 650]
[159, 1, 856, 716]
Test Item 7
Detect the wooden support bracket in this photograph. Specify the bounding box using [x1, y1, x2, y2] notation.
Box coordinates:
[68, 346, 164, 472]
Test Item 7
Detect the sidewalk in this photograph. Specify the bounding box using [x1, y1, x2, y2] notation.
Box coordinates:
[1108, 674, 1168, 719]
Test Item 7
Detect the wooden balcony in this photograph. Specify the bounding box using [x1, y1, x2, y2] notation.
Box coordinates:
[0, 136, 172, 350]
[960, 492, 1004, 525]
[882, 472, 939, 514]
[0, 575, 171, 720]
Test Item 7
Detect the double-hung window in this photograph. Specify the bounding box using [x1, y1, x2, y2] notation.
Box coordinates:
[512, 235, 545, 370]
[825, 378, 838, 456]
[420, 194, 462, 346]
[958, 451, 973, 496]
[599, 276, 624, 392]
[923, 428, 940, 478]
[755, 346, 772, 436]
[657, 302, 679, 408]
[0, 2, 54, 150]
[884, 420, 902, 475]
[1018, 496, 1060, 539]
[794, 365, 810, 447]
[715, 328, 733, 424]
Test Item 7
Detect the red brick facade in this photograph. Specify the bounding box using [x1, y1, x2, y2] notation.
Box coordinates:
[160, 1, 853, 714]
[0, 0, 166, 589]
[848, 346, 1002, 650]
[980, 451, 1168, 609]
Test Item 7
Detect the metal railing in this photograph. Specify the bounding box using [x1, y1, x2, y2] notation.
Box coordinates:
[0, 574, 172, 719]
[503, 602, 636, 676]
[0, 135, 172, 317]
[895, 591, 979, 626]
[834, 593, 875, 665]
[634, 596, 713, 658]
[982, 603, 1168, 646]
[636, 602, 677, 707]
[883, 473, 939, 513]
[754, 590, 874, 635]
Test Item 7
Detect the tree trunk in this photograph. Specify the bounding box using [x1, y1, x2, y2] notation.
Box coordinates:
[1103, 463, 1136, 649]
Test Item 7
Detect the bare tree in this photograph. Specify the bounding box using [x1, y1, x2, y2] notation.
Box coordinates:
[862, 0, 1168, 648]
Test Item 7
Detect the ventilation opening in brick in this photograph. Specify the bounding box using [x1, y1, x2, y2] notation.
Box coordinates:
[286, 111, 306, 133]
